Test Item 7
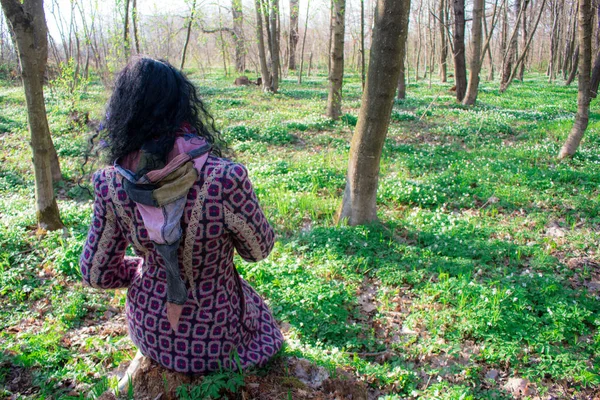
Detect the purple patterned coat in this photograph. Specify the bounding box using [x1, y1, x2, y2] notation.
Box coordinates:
[80, 156, 284, 373]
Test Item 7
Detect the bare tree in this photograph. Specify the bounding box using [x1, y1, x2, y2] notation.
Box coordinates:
[1, 0, 63, 230]
[337, 0, 408, 225]
[517, 0, 529, 81]
[500, 0, 523, 90]
[481, 0, 503, 81]
[559, 0, 592, 158]
[288, 0, 299, 70]
[463, 0, 484, 105]
[180, 0, 197, 70]
[588, 4, 600, 97]
[269, 0, 280, 91]
[500, 0, 546, 92]
[327, 0, 346, 119]
[255, 0, 272, 91]
[566, 46, 580, 85]
[298, 0, 310, 83]
[548, 0, 562, 82]
[438, 0, 447, 82]
[397, 0, 411, 99]
[123, 0, 130, 54]
[232, 0, 245, 72]
[360, 0, 365, 87]
[132, 0, 139, 53]
[453, 0, 467, 101]
[563, 2, 578, 80]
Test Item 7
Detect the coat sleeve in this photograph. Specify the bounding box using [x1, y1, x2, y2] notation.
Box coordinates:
[222, 163, 275, 262]
[80, 170, 142, 289]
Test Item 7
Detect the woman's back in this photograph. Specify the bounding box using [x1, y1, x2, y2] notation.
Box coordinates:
[80, 154, 283, 373]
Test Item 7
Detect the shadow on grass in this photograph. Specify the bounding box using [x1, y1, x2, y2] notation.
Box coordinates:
[239, 222, 600, 385]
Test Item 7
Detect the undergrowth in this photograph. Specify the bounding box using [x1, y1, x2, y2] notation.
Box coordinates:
[0, 71, 599, 399]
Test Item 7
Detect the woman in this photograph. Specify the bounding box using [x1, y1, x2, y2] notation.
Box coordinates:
[80, 57, 283, 374]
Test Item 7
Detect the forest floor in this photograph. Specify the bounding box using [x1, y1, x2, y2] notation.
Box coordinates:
[1, 69, 600, 399]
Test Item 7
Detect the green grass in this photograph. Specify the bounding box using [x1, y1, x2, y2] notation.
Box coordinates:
[1, 69, 599, 399]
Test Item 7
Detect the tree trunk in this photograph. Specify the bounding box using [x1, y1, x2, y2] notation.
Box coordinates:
[500, 0, 545, 93]
[360, 0, 365, 87]
[415, 1, 422, 81]
[563, 2, 578, 79]
[180, 0, 196, 70]
[270, 0, 280, 92]
[559, 0, 592, 159]
[517, 0, 529, 81]
[548, 1, 559, 81]
[463, 0, 484, 105]
[439, 0, 447, 82]
[1, 0, 63, 230]
[452, 0, 467, 101]
[566, 45, 580, 85]
[589, 5, 600, 97]
[327, 0, 346, 119]
[500, 2, 508, 79]
[255, 0, 272, 91]
[288, 0, 299, 70]
[482, 0, 501, 81]
[327, 0, 333, 75]
[232, 0, 245, 72]
[132, 0, 139, 53]
[337, 0, 407, 226]
[397, 0, 411, 99]
[298, 0, 310, 84]
[261, 0, 273, 64]
[589, 49, 600, 97]
[500, 0, 522, 90]
[123, 0, 130, 54]
[218, 6, 228, 76]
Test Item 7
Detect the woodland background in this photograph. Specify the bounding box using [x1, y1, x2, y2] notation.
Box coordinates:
[1, 0, 600, 399]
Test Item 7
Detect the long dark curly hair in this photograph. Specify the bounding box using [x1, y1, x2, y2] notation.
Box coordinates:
[100, 57, 223, 163]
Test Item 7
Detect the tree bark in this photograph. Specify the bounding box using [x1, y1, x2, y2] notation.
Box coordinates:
[589, 4, 600, 97]
[270, 0, 280, 92]
[288, 0, 299, 70]
[23, 0, 60, 182]
[397, 0, 411, 99]
[452, 0, 467, 101]
[360, 0, 365, 87]
[566, 45, 580, 85]
[463, 0, 483, 105]
[255, 0, 272, 91]
[548, 1, 560, 82]
[559, 0, 592, 159]
[337, 0, 407, 226]
[1, 0, 63, 230]
[439, 0, 447, 82]
[500, 1, 508, 79]
[327, 0, 346, 119]
[589, 49, 600, 96]
[232, 0, 245, 72]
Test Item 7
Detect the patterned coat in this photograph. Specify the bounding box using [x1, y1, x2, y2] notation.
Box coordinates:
[80, 156, 284, 373]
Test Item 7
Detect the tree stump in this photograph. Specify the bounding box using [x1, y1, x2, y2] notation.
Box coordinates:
[111, 351, 202, 400]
